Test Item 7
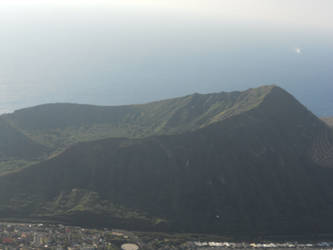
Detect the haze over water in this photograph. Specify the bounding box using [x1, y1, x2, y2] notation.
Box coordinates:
[0, 0, 332, 116]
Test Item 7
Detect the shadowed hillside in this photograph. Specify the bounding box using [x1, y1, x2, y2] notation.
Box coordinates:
[0, 118, 48, 161]
[1, 86, 333, 236]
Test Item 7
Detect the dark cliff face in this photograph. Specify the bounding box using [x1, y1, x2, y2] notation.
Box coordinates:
[0, 85, 333, 236]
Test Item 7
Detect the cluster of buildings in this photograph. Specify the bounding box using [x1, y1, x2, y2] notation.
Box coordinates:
[0, 222, 137, 249]
[188, 241, 333, 249]
[1, 222, 333, 250]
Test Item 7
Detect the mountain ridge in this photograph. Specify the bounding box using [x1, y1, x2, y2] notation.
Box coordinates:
[0, 85, 278, 169]
[4, 85, 276, 133]
[1, 85, 333, 235]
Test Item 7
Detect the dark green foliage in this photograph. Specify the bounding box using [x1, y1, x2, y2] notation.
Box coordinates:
[0, 85, 333, 236]
[0, 118, 48, 160]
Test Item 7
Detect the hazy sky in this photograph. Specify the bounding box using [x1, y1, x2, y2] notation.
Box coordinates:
[0, 0, 332, 115]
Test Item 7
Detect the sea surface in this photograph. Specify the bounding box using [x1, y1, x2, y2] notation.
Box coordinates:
[0, 4, 332, 116]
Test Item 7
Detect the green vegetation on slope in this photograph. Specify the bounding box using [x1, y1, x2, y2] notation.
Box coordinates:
[0, 118, 48, 173]
[0, 85, 275, 174]
[0, 118, 48, 159]
[1, 86, 333, 235]
[3, 85, 274, 148]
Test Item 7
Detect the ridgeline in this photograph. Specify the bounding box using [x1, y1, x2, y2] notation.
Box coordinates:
[1, 85, 333, 237]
